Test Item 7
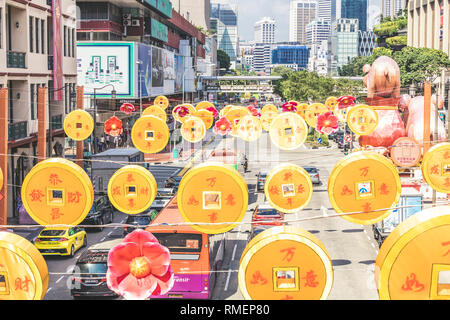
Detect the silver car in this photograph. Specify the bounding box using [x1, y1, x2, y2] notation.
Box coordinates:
[304, 166, 320, 185]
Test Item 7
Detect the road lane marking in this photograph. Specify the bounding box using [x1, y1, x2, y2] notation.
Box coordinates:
[177, 137, 216, 177]
[47, 288, 52, 293]
[56, 276, 64, 284]
[231, 244, 237, 261]
[100, 236, 106, 242]
[224, 270, 232, 291]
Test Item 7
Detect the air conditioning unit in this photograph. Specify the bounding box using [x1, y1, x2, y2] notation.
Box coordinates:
[131, 19, 140, 27]
[123, 14, 132, 20]
[123, 19, 132, 27]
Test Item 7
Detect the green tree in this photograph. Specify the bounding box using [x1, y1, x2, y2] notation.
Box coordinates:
[217, 49, 231, 71]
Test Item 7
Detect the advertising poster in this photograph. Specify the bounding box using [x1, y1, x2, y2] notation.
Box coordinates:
[138, 43, 152, 97]
[52, 0, 63, 101]
[157, 0, 172, 18]
[163, 50, 175, 95]
[151, 19, 169, 43]
[174, 54, 183, 93]
[76, 42, 134, 98]
[151, 46, 164, 96]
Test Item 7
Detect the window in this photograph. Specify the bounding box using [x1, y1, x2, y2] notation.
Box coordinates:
[29, 16, 33, 52]
[35, 18, 39, 54]
[71, 28, 75, 57]
[63, 26, 67, 56]
[41, 19, 45, 54]
[30, 84, 35, 120]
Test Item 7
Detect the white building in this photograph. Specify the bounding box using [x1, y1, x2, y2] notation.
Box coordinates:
[317, 0, 332, 23]
[308, 40, 329, 75]
[254, 17, 276, 44]
[306, 19, 331, 45]
[330, 18, 359, 74]
[172, 0, 211, 30]
[289, 0, 318, 44]
[252, 43, 272, 73]
[382, 0, 408, 18]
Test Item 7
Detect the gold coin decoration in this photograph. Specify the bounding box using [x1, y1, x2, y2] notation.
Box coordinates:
[421, 142, 450, 193]
[131, 115, 170, 154]
[304, 103, 329, 128]
[142, 105, 167, 122]
[269, 113, 308, 151]
[181, 116, 206, 143]
[154, 96, 169, 110]
[63, 110, 94, 141]
[237, 115, 263, 142]
[347, 105, 379, 136]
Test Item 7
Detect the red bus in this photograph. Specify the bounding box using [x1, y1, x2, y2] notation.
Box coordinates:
[145, 196, 226, 299]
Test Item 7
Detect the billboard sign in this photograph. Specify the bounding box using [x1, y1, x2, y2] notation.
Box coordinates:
[151, 19, 168, 43]
[174, 55, 183, 93]
[77, 42, 135, 98]
[163, 50, 175, 95]
[151, 46, 164, 96]
[52, 0, 63, 101]
[157, 0, 172, 18]
[137, 43, 152, 98]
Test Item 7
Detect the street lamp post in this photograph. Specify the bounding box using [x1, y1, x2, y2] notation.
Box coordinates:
[136, 60, 143, 116]
[92, 84, 116, 154]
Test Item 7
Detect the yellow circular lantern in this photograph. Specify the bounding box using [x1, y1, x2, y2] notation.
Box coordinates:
[325, 97, 338, 111]
[421, 142, 450, 193]
[261, 104, 278, 114]
[296, 103, 309, 120]
[131, 115, 170, 154]
[390, 137, 421, 167]
[63, 110, 94, 141]
[21, 158, 94, 226]
[219, 105, 234, 118]
[269, 113, 308, 151]
[347, 105, 379, 136]
[177, 163, 248, 234]
[328, 151, 401, 225]
[196, 101, 215, 110]
[237, 115, 262, 142]
[264, 164, 313, 214]
[181, 116, 206, 143]
[375, 205, 450, 300]
[0, 232, 49, 300]
[261, 111, 278, 131]
[154, 96, 169, 110]
[142, 105, 167, 123]
[304, 103, 329, 128]
[107, 165, 157, 215]
[192, 109, 214, 130]
[224, 107, 251, 137]
[238, 226, 333, 300]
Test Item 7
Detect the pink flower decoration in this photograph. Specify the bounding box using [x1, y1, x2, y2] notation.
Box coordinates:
[104, 116, 123, 137]
[206, 106, 219, 118]
[316, 112, 339, 135]
[247, 106, 261, 118]
[281, 102, 297, 113]
[337, 96, 356, 109]
[106, 229, 174, 300]
[173, 105, 191, 118]
[120, 103, 136, 115]
[213, 117, 232, 135]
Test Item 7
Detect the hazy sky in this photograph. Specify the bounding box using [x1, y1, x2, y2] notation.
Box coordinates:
[235, 0, 381, 42]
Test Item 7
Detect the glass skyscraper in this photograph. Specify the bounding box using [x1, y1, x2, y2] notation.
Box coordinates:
[341, 0, 367, 32]
[210, 1, 238, 61]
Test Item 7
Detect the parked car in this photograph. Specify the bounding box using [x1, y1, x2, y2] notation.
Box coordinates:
[304, 166, 320, 185]
[256, 170, 269, 192]
[249, 225, 274, 240]
[156, 188, 175, 197]
[70, 239, 122, 299]
[82, 196, 114, 231]
[35, 227, 87, 257]
[252, 203, 285, 227]
[123, 213, 154, 236]
[150, 197, 171, 214]
[165, 176, 183, 191]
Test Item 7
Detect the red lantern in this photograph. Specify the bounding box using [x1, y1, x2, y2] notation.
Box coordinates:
[316, 112, 339, 135]
[213, 117, 232, 135]
[106, 229, 174, 300]
[120, 103, 136, 115]
[336, 96, 356, 109]
[206, 106, 219, 118]
[247, 106, 261, 118]
[281, 102, 297, 113]
[104, 116, 123, 137]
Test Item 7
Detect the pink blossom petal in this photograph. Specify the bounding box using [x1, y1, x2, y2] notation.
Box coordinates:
[107, 242, 140, 278]
[116, 273, 157, 300]
[123, 229, 159, 254]
[142, 242, 171, 276]
[150, 266, 175, 296]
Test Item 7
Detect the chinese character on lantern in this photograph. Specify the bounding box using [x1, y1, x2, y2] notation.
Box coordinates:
[250, 271, 267, 285]
[15, 276, 32, 292]
[49, 174, 62, 186]
[303, 270, 319, 288]
[401, 273, 425, 292]
[68, 191, 82, 204]
[29, 189, 45, 202]
[280, 247, 296, 262]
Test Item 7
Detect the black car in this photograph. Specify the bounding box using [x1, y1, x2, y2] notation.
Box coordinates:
[82, 196, 114, 231]
[123, 213, 155, 236]
[256, 170, 269, 192]
[70, 239, 122, 299]
[165, 175, 183, 191]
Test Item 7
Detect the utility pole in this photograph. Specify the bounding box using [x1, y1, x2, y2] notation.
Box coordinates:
[0, 88, 8, 228]
[76, 86, 84, 168]
[37, 87, 47, 163]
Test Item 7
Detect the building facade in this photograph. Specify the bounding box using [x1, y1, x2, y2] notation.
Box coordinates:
[272, 45, 310, 70]
[317, 0, 332, 23]
[0, 0, 77, 218]
[306, 19, 331, 45]
[171, 0, 211, 30]
[382, 0, 408, 18]
[289, 0, 317, 44]
[254, 17, 275, 44]
[358, 30, 376, 56]
[252, 43, 272, 73]
[341, 0, 367, 32]
[331, 18, 359, 72]
[210, 0, 238, 61]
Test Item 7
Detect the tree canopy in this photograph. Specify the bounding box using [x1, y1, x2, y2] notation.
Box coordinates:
[217, 49, 231, 71]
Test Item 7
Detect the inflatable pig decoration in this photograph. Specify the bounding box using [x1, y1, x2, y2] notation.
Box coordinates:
[363, 56, 401, 100]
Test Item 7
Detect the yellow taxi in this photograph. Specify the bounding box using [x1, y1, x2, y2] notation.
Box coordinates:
[34, 226, 87, 257]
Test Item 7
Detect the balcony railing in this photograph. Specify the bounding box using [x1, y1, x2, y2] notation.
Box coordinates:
[8, 121, 28, 141]
[51, 114, 63, 130]
[7, 51, 26, 69]
[48, 55, 53, 70]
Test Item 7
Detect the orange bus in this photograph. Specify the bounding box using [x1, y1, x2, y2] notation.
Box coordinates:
[145, 196, 226, 299]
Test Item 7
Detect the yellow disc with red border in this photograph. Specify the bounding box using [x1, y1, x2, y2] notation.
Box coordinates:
[153, 95, 169, 110]
[261, 111, 278, 131]
[261, 104, 278, 114]
[192, 109, 214, 130]
[142, 105, 167, 123]
[296, 103, 309, 119]
[181, 116, 206, 143]
[63, 110, 94, 141]
[237, 115, 262, 142]
[21, 158, 94, 226]
[196, 101, 215, 110]
[328, 151, 401, 225]
[238, 226, 333, 300]
[107, 165, 157, 215]
[269, 113, 308, 151]
[224, 107, 251, 137]
[264, 164, 313, 214]
[375, 205, 450, 300]
[173, 104, 196, 123]
[347, 105, 378, 136]
[390, 137, 421, 167]
[304, 103, 329, 128]
[131, 115, 170, 154]
[325, 97, 338, 111]
[0, 232, 49, 300]
[421, 142, 450, 193]
[177, 163, 248, 234]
